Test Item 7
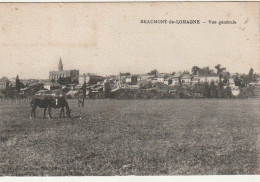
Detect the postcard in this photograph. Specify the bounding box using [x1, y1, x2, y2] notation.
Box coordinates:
[0, 2, 259, 176]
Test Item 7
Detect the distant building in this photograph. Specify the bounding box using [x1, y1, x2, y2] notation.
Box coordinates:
[228, 78, 236, 88]
[164, 77, 173, 85]
[231, 87, 240, 96]
[169, 74, 181, 86]
[180, 74, 191, 85]
[0, 78, 9, 90]
[130, 75, 138, 85]
[8, 77, 16, 87]
[151, 76, 164, 84]
[43, 81, 61, 90]
[192, 74, 219, 85]
[121, 75, 138, 85]
[49, 58, 79, 83]
[140, 74, 154, 81]
[206, 75, 219, 83]
[125, 76, 132, 83]
[79, 73, 104, 85]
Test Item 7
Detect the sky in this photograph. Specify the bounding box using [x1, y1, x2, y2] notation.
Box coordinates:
[0, 2, 259, 79]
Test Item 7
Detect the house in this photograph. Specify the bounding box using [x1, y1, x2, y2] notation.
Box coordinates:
[79, 73, 104, 85]
[180, 74, 191, 85]
[129, 75, 138, 85]
[207, 75, 219, 83]
[249, 82, 260, 87]
[249, 78, 260, 87]
[123, 75, 138, 85]
[157, 76, 165, 83]
[141, 74, 154, 81]
[119, 72, 131, 82]
[125, 76, 132, 83]
[0, 78, 9, 90]
[169, 73, 181, 86]
[43, 82, 61, 90]
[228, 78, 236, 88]
[231, 86, 240, 96]
[19, 87, 29, 95]
[151, 76, 164, 84]
[164, 77, 173, 85]
[191, 73, 219, 84]
[197, 75, 207, 83]
[191, 75, 200, 85]
[8, 77, 16, 87]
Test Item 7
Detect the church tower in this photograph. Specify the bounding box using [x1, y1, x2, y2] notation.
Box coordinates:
[58, 57, 63, 71]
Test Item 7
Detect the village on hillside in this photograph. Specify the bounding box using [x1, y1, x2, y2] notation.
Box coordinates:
[0, 58, 260, 100]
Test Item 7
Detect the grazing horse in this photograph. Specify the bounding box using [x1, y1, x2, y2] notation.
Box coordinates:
[30, 97, 71, 119]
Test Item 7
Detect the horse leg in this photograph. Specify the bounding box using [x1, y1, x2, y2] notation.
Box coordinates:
[66, 106, 71, 118]
[59, 108, 62, 118]
[30, 107, 36, 119]
[62, 107, 65, 118]
[48, 107, 52, 119]
[30, 108, 33, 119]
[44, 108, 47, 118]
[60, 108, 65, 118]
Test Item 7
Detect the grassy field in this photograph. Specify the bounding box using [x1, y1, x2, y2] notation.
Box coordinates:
[0, 99, 259, 175]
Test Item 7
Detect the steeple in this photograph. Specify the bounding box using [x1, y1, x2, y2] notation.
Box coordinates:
[58, 57, 63, 71]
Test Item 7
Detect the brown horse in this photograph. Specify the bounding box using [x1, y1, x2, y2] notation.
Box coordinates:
[30, 97, 71, 119]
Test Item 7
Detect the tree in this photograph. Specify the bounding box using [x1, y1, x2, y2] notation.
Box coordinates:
[198, 67, 214, 76]
[215, 64, 226, 81]
[202, 82, 210, 98]
[191, 66, 200, 75]
[222, 71, 230, 84]
[182, 70, 190, 74]
[240, 74, 249, 87]
[140, 81, 152, 89]
[248, 68, 254, 82]
[217, 81, 225, 98]
[224, 86, 232, 98]
[148, 69, 158, 76]
[16, 75, 21, 93]
[104, 82, 111, 98]
[209, 81, 218, 98]
[234, 74, 242, 88]
[0, 76, 9, 81]
[215, 64, 221, 74]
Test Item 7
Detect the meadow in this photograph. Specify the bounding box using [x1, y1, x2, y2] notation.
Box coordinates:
[0, 99, 259, 175]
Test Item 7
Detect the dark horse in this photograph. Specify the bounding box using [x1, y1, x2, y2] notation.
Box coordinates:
[30, 97, 71, 119]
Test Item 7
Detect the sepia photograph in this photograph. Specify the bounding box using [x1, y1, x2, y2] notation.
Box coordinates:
[0, 2, 259, 176]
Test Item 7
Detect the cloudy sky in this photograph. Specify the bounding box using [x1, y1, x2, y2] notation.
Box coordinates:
[0, 2, 259, 79]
